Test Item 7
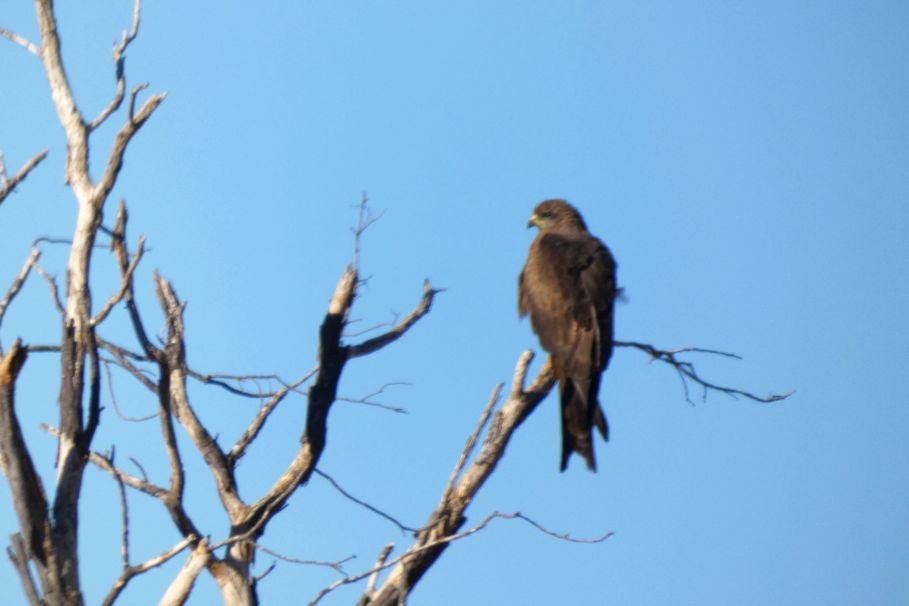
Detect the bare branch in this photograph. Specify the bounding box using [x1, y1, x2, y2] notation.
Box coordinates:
[253, 543, 355, 574]
[98, 338, 159, 395]
[337, 381, 411, 414]
[111, 449, 131, 568]
[89, 0, 142, 131]
[0, 248, 41, 347]
[362, 353, 555, 605]
[0, 24, 38, 56]
[327, 510, 607, 606]
[101, 359, 158, 422]
[228, 369, 317, 465]
[364, 544, 393, 599]
[347, 280, 440, 359]
[22, 344, 60, 354]
[438, 384, 501, 512]
[109, 202, 159, 359]
[508, 511, 613, 544]
[6, 534, 42, 606]
[237, 265, 361, 551]
[158, 538, 211, 606]
[95, 84, 166, 203]
[91, 235, 146, 327]
[314, 469, 418, 534]
[155, 273, 245, 519]
[343, 312, 399, 338]
[32, 263, 65, 317]
[0, 149, 48, 205]
[187, 368, 308, 399]
[0, 340, 55, 596]
[35, 0, 91, 192]
[615, 340, 793, 403]
[351, 193, 385, 271]
[0, 28, 39, 54]
[42, 424, 167, 499]
[102, 535, 195, 606]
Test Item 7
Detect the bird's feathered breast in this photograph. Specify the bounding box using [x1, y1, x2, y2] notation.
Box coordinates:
[519, 230, 617, 377]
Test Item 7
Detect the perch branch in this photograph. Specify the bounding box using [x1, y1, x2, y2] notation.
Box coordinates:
[362, 352, 554, 605]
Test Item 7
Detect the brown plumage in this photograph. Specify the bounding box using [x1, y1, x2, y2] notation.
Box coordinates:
[519, 199, 617, 471]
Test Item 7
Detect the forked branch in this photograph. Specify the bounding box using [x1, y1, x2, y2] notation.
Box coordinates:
[615, 340, 793, 403]
[90, 0, 143, 131]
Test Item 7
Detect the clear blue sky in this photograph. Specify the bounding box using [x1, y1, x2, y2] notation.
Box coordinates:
[1, 2, 908, 605]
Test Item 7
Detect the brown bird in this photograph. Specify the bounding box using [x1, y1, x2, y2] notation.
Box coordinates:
[519, 199, 618, 471]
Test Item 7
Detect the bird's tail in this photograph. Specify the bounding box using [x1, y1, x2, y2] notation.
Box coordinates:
[559, 379, 609, 472]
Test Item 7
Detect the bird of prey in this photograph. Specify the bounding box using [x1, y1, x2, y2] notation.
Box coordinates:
[519, 199, 617, 471]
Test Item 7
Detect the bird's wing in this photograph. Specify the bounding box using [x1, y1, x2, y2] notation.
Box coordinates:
[572, 237, 617, 370]
[522, 233, 598, 379]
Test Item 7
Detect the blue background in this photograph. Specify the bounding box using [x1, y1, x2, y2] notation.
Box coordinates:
[1, 2, 907, 604]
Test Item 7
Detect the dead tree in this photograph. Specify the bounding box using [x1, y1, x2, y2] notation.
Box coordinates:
[0, 3, 789, 605]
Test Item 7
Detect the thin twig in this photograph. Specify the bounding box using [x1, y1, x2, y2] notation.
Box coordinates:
[347, 280, 441, 359]
[312, 510, 607, 605]
[228, 368, 317, 464]
[253, 543, 355, 575]
[614, 340, 793, 403]
[437, 384, 501, 513]
[91, 235, 146, 326]
[351, 193, 386, 272]
[314, 469, 418, 534]
[101, 535, 196, 606]
[89, 0, 141, 131]
[187, 369, 306, 399]
[32, 263, 65, 316]
[509, 512, 613, 543]
[343, 312, 399, 338]
[42, 424, 167, 498]
[336, 381, 412, 414]
[98, 344, 159, 395]
[102, 359, 158, 422]
[108, 448, 131, 568]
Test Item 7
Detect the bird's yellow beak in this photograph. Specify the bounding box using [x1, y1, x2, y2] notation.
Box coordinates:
[527, 213, 539, 229]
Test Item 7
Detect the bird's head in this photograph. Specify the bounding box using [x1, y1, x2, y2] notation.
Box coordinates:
[527, 199, 588, 232]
